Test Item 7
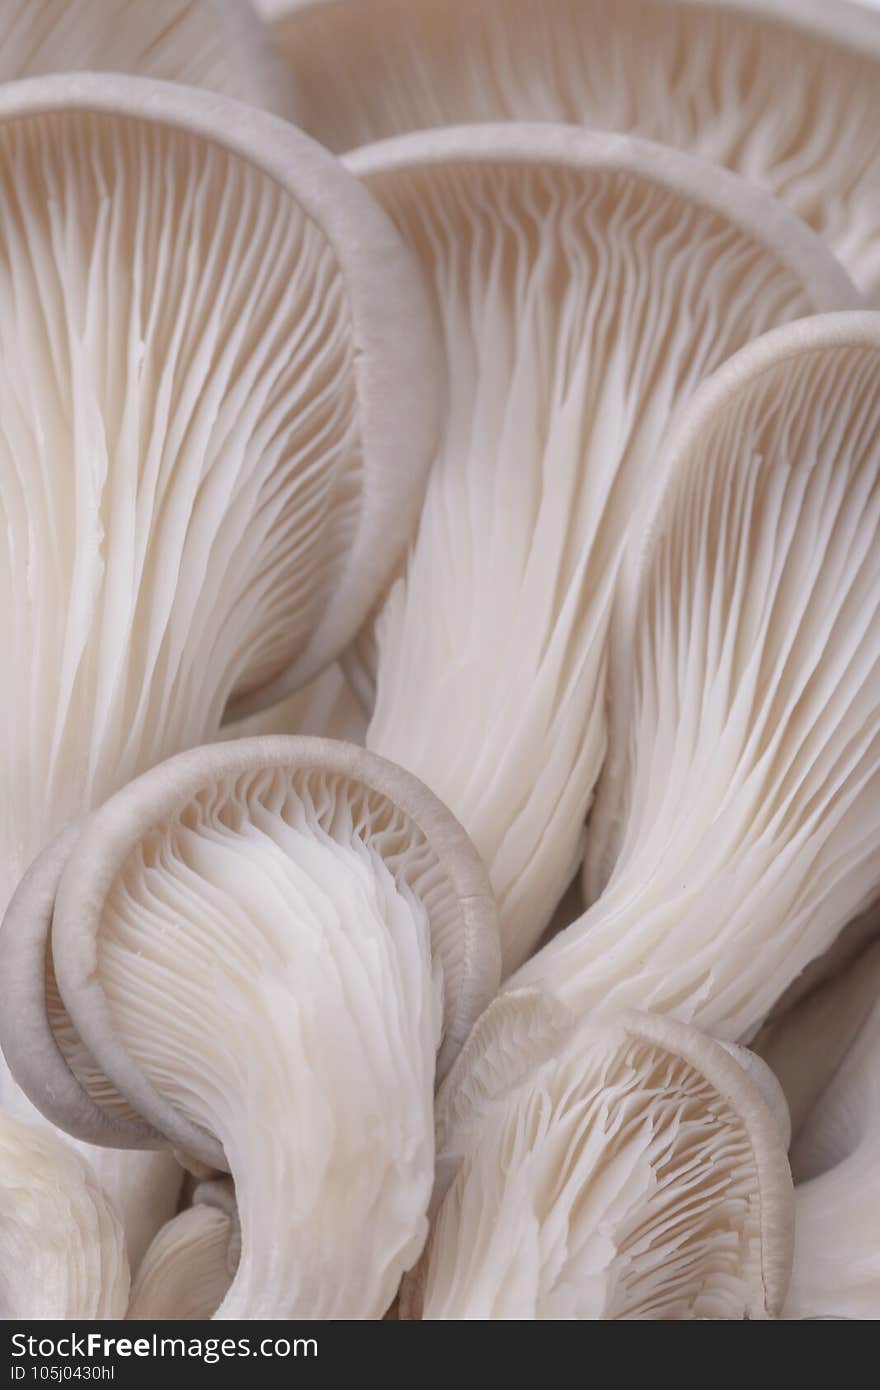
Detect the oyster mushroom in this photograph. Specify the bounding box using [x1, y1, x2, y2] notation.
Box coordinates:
[0, 73, 440, 915]
[0, 1, 294, 117]
[0, 820, 186, 1273]
[764, 941, 880, 1319]
[0, 1111, 129, 1319]
[270, 0, 880, 298]
[2, 737, 499, 1319]
[128, 1180, 238, 1320]
[347, 124, 858, 974]
[513, 312, 880, 1040]
[402, 992, 793, 1320]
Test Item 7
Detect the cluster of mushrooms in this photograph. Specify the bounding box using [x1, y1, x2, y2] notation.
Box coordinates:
[0, 0, 878, 1323]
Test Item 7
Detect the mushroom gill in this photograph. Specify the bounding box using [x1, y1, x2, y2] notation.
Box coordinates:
[402, 993, 793, 1320]
[270, 0, 880, 297]
[349, 124, 857, 974]
[0, 74, 439, 913]
[513, 313, 880, 1041]
[3, 738, 499, 1319]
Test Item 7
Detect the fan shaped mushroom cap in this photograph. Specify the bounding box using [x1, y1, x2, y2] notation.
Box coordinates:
[512, 312, 880, 1039]
[271, 0, 880, 298]
[0, 73, 440, 913]
[3, 737, 498, 1319]
[0, 1111, 129, 1319]
[128, 1180, 238, 1320]
[345, 124, 858, 974]
[403, 991, 793, 1320]
[774, 947, 880, 1319]
[0, 1, 294, 118]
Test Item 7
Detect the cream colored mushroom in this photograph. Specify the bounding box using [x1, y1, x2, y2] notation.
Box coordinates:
[0, 73, 440, 916]
[402, 992, 793, 1320]
[0, 1111, 129, 1319]
[512, 313, 880, 1041]
[128, 1181, 238, 1320]
[0, 1, 294, 117]
[2, 738, 499, 1319]
[270, 0, 880, 298]
[345, 124, 858, 974]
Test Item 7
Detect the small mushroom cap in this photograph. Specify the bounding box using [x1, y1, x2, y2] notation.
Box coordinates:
[404, 992, 794, 1319]
[128, 1180, 238, 1320]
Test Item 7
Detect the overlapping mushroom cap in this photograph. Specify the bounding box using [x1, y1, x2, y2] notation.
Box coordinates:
[512, 312, 880, 1040]
[0, 73, 440, 913]
[270, 0, 880, 298]
[0, 0, 294, 116]
[128, 1180, 238, 1320]
[402, 991, 793, 1320]
[0, 1111, 129, 1319]
[346, 124, 858, 974]
[0, 737, 499, 1318]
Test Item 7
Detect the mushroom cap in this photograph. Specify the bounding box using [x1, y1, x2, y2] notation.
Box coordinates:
[512, 311, 880, 1039]
[0, 73, 441, 908]
[0, 0, 295, 118]
[270, 0, 880, 296]
[1, 736, 499, 1165]
[40, 737, 497, 1317]
[345, 123, 858, 974]
[0, 1111, 130, 1319]
[404, 991, 793, 1319]
[128, 1179, 238, 1320]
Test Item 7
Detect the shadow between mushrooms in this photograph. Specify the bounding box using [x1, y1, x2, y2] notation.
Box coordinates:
[512, 313, 880, 1041]
[401, 991, 793, 1319]
[756, 938, 880, 1318]
[1, 737, 499, 1319]
[344, 123, 858, 975]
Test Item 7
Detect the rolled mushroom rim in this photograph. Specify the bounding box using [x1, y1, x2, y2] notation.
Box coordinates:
[50, 736, 500, 1170]
[432, 1001, 795, 1318]
[0, 821, 164, 1150]
[345, 123, 862, 319]
[630, 309, 880, 601]
[0, 72, 441, 716]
